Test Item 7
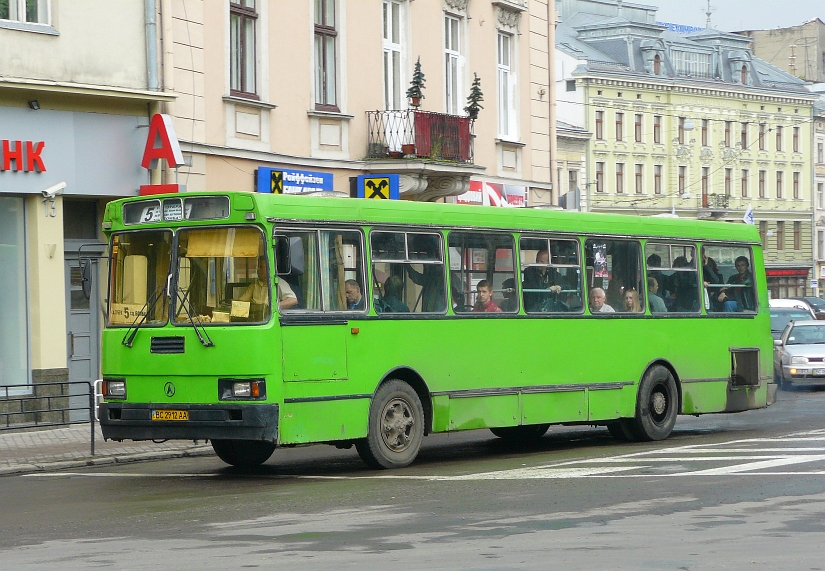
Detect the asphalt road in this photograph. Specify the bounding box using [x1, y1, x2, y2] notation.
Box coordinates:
[4, 388, 825, 570]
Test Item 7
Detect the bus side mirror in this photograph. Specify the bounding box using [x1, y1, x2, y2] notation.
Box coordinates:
[274, 236, 291, 275]
[80, 259, 92, 300]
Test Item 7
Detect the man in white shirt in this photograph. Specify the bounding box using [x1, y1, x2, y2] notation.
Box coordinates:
[589, 287, 615, 313]
[239, 257, 298, 311]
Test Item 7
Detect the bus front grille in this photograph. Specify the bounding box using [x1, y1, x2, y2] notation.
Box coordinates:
[150, 336, 185, 354]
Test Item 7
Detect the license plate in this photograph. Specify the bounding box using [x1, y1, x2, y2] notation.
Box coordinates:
[151, 409, 189, 421]
[814, 369, 825, 376]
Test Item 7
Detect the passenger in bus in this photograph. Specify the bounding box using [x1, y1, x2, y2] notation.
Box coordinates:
[647, 277, 668, 313]
[472, 280, 502, 313]
[407, 264, 446, 312]
[701, 251, 724, 312]
[499, 278, 518, 312]
[238, 257, 298, 313]
[605, 276, 625, 310]
[646, 253, 668, 298]
[345, 279, 365, 311]
[589, 287, 615, 313]
[622, 288, 642, 312]
[377, 275, 410, 313]
[668, 256, 699, 312]
[522, 250, 562, 311]
[718, 256, 756, 312]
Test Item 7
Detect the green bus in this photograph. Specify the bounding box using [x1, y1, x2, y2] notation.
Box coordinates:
[98, 191, 773, 469]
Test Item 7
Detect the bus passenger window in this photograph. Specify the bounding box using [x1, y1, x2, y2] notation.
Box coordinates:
[702, 246, 756, 313]
[450, 232, 517, 313]
[371, 231, 445, 314]
[645, 243, 699, 313]
[520, 237, 582, 313]
[274, 229, 366, 313]
[585, 239, 644, 314]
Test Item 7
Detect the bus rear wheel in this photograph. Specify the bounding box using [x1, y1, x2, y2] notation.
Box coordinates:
[490, 424, 550, 442]
[356, 380, 424, 469]
[211, 439, 276, 468]
[628, 365, 678, 441]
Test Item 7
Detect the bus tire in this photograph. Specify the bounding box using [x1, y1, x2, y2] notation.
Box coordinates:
[628, 365, 678, 441]
[356, 380, 424, 470]
[211, 439, 275, 468]
[490, 424, 550, 442]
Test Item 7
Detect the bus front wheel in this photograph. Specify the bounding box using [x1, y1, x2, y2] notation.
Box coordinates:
[356, 380, 424, 469]
[211, 439, 276, 468]
[628, 365, 678, 441]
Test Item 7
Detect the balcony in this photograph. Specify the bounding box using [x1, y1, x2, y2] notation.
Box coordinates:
[698, 193, 730, 219]
[367, 110, 473, 163]
[364, 110, 484, 202]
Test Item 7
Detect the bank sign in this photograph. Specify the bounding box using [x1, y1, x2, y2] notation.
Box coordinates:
[256, 167, 333, 194]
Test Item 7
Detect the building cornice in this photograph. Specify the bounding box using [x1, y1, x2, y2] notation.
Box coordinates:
[0, 77, 176, 102]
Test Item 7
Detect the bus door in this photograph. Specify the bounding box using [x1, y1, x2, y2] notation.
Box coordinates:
[276, 229, 365, 383]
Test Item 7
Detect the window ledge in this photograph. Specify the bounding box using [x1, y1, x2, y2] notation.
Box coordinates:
[0, 20, 58, 35]
[222, 95, 278, 110]
[307, 110, 355, 120]
[496, 138, 525, 147]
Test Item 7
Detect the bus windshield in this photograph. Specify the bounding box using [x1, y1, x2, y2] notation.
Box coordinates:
[109, 231, 173, 326]
[175, 227, 270, 324]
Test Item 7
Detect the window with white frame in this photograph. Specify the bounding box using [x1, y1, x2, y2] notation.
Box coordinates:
[444, 14, 462, 115]
[0, 0, 49, 24]
[230, 1, 257, 97]
[382, 1, 404, 110]
[497, 32, 516, 138]
[315, 0, 338, 111]
[671, 50, 712, 78]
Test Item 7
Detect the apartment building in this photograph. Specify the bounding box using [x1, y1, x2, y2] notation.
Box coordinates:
[555, 0, 818, 298]
[156, 0, 558, 206]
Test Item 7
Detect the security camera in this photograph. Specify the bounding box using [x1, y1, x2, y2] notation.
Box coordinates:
[41, 182, 67, 200]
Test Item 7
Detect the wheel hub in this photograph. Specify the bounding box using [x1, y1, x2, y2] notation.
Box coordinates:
[381, 398, 415, 452]
[651, 391, 667, 416]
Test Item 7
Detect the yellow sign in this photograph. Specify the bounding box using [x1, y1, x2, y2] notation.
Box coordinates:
[270, 170, 284, 194]
[364, 177, 391, 199]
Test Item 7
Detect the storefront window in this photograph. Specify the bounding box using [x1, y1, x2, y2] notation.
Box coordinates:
[0, 197, 28, 389]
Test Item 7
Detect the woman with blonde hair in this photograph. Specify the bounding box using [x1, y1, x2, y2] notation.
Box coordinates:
[622, 288, 642, 313]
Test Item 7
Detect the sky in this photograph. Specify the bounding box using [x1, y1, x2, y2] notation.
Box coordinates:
[647, 0, 823, 32]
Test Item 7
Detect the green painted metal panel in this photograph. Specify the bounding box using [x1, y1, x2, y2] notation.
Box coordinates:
[522, 391, 587, 424]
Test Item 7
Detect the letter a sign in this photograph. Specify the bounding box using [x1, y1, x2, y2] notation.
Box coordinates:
[141, 114, 185, 170]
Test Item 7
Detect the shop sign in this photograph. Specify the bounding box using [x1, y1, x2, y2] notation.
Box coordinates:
[139, 114, 185, 196]
[357, 174, 399, 199]
[256, 167, 333, 194]
[455, 181, 526, 207]
[0, 140, 46, 172]
[765, 268, 809, 277]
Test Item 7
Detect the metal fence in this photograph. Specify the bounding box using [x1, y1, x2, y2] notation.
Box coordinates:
[0, 381, 96, 455]
[366, 110, 473, 163]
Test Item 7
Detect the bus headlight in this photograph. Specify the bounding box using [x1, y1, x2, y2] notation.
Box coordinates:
[791, 356, 809, 365]
[103, 379, 126, 399]
[218, 378, 266, 400]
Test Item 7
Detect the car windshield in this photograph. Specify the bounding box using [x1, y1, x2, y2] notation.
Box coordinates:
[787, 326, 825, 345]
[800, 297, 825, 310]
[770, 309, 814, 337]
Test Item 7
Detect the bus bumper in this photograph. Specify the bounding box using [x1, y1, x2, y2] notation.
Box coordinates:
[98, 403, 279, 443]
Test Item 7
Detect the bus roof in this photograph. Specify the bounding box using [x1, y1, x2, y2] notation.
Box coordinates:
[106, 191, 760, 244]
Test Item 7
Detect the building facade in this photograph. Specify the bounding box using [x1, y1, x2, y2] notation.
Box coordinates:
[736, 19, 825, 84]
[0, 1, 169, 406]
[814, 94, 825, 291]
[555, 0, 817, 298]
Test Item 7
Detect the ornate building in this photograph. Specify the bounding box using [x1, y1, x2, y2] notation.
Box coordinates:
[555, 0, 817, 297]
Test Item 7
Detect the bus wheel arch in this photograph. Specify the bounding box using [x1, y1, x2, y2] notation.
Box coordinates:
[377, 367, 433, 435]
[628, 361, 681, 441]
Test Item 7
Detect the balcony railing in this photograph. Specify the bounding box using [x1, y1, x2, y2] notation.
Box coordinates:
[702, 193, 730, 209]
[366, 110, 473, 163]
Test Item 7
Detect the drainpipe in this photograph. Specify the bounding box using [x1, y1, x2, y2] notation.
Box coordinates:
[548, 0, 558, 205]
[145, 0, 159, 91]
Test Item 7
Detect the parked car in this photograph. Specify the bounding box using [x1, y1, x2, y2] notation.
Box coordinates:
[792, 297, 825, 320]
[770, 298, 816, 312]
[769, 306, 816, 340]
[774, 321, 825, 390]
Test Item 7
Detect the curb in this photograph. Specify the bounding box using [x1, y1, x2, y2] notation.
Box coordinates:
[0, 446, 214, 477]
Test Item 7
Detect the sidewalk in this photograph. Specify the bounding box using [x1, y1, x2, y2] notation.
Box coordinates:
[0, 423, 213, 476]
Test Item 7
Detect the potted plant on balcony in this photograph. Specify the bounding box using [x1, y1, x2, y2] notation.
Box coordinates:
[407, 57, 426, 108]
[464, 73, 484, 120]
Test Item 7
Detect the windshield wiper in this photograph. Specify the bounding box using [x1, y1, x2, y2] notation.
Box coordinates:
[172, 286, 214, 348]
[122, 280, 169, 348]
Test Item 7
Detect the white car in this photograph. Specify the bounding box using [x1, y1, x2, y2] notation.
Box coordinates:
[770, 298, 817, 315]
